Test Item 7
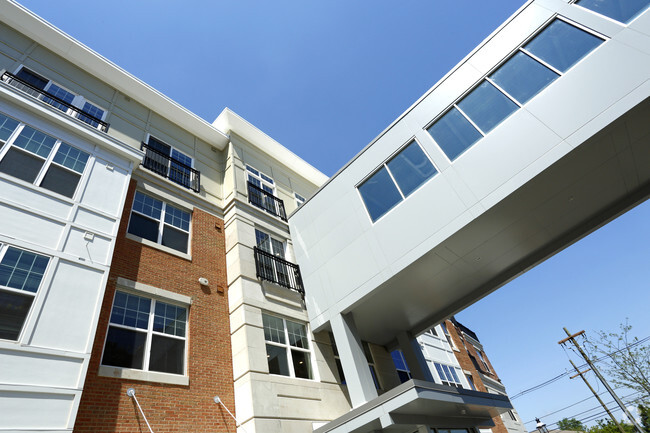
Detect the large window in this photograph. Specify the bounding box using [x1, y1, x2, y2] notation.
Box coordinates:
[263, 313, 313, 379]
[0, 245, 49, 341]
[101, 290, 187, 375]
[391, 350, 412, 384]
[10, 67, 107, 130]
[127, 191, 191, 253]
[575, 0, 650, 24]
[358, 140, 437, 222]
[434, 362, 463, 388]
[142, 136, 196, 190]
[0, 113, 90, 198]
[427, 18, 604, 161]
[255, 229, 290, 285]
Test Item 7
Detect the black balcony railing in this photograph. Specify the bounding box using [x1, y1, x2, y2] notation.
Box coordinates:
[140, 142, 201, 192]
[254, 247, 304, 297]
[1, 72, 110, 132]
[247, 182, 287, 221]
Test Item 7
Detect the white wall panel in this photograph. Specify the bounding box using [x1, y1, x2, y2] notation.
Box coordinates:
[0, 390, 74, 429]
[0, 349, 83, 388]
[73, 207, 117, 236]
[0, 177, 72, 220]
[80, 157, 129, 217]
[0, 202, 65, 249]
[29, 261, 104, 353]
[62, 228, 112, 265]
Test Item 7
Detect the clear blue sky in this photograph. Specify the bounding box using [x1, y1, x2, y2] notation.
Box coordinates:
[18, 0, 650, 430]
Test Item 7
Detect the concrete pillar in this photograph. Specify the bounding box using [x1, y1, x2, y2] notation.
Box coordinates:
[397, 331, 434, 382]
[330, 313, 378, 407]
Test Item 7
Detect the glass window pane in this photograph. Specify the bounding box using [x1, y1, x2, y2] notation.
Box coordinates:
[0, 247, 48, 293]
[12, 126, 56, 158]
[147, 137, 171, 156]
[164, 204, 190, 231]
[490, 51, 559, 104]
[149, 334, 185, 375]
[162, 225, 189, 253]
[0, 290, 34, 340]
[78, 102, 104, 128]
[286, 320, 309, 349]
[427, 107, 482, 161]
[266, 344, 290, 376]
[262, 313, 286, 344]
[524, 19, 603, 73]
[128, 212, 160, 243]
[40, 165, 81, 198]
[109, 291, 150, 330]
[0, 113, 19, 142]
[43, 83, 75, 112]
[52, 142, 89, 173]
[576, 0, 650, 23]
[291, 349, 313, 379]
[386, 141, 437, 197]
[457, 81, 518, 134]
[132, 191, 162, 220]
[16, 68, 48, 90]
[153, 301, 187, 337]
[358, 166, 403, 222]
[391, 350, 407, 371]
[101, 327, 146, 369]
[0, 147, 44, 183]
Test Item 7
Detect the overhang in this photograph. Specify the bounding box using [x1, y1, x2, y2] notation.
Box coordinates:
[315, 380, 512, 433]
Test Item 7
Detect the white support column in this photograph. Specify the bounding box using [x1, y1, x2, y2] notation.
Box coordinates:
[397, 331, 435, 382]
[330, 313, 378, 407]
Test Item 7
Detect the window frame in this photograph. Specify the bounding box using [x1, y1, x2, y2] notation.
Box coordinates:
[357, 138, 438, 223]
[126, 191, 192, 255]
[0, 244, 51, 342]
[475, 347, 491, 373]
[0, 114, 92, 199]
[294, 192, 306, 207]
[246, 164, 276, 195]
[572, 0, 650, 24]
[99, 289, 189, 378]
[144, 135, 195, 185]
[433, 362, 464, 388]
[426, 15, 606, 163]
[262, 312, 314, 380]
[13, 66, 108, 126]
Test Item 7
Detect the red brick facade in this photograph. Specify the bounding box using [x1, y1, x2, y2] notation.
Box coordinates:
[445, 319, 508, 433]
[74, 181, 235, 432]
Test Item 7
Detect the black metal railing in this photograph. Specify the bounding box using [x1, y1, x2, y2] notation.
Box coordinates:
[247, 182, 287, 221]
[1, 72, 110, 132]
[254, 247, 304, 297]
[140, 142, 201, 192]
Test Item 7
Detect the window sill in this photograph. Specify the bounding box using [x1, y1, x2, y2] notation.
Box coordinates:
[98, 365, 189, 386]
[125, 233, 191, 261]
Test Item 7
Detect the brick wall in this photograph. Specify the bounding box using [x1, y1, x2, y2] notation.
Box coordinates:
[74, 180, 235, 432]
[445, 319, 508, 433]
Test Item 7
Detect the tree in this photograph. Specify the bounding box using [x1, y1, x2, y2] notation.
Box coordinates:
[583, 320, 650, 397]
[558, 417, 586, 431]
[638, 404, 650, 433]
[587, 419, 636, 433]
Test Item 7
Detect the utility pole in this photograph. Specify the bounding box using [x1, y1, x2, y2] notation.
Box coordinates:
[559, 327, 644, 433]
[565, 358, 625, 433]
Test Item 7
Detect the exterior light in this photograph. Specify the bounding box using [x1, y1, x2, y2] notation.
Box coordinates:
[536, 418, 549, 433]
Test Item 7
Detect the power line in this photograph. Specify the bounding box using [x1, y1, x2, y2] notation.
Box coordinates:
[543, 390, 645, 428]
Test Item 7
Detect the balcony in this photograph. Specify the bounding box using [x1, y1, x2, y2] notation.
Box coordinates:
[140, 142, 201, 192]
[247, 181, 287, 221]
[254, 247, 304, 297]
[1, 71, 110, 132]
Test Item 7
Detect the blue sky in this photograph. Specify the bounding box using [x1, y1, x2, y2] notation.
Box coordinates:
[18, 0, 650, 430]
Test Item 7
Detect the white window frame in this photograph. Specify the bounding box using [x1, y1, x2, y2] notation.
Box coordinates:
[294, 192, 306, 207]
[434, 362, 463, 388]
[246, 164, 275, 195]
[12, 66, 108, 125]
[441, 322, 458, 350]
[99, 289, 189, 378]
[475, 347, 491, 373]
[127, 191, 192, 254]
[262, 312, 314, 380]
[0, 243, 50, 342]
[0, 115, 92, 200]
[145, 135, 195, 168]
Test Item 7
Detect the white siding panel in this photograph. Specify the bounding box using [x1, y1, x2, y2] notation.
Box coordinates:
[73, 207, 117, 236]
[0, 177, 72, 220]
[80, 158, 129, 217]
[62, 228, 112, 265]
[0, 349, 83, 388]
[0, 202, 65, 249]
[0, 390, 74, 429]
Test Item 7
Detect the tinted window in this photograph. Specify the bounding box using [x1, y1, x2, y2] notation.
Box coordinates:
[0, 114, 19, 142]
[149, 334, 184, 374]
[291, 349, 312, 379]
[128, 213, 159, 243]
[427, 107, 482, 161]
[358, 166, 403, 222]
[102, 327, 146, 369]
[490, 51, 559, 104]
[457, 81, 518, 134]
[386, 142, 437, 197]
[576, 0, 650, 23]
[0, 147, 44, 183]
[266, 344, 289, 375]
[161, 226, 188, 253]
[40, 165, 81, 198]
[0, 291, 33, 340]
[524, 19, 603, 73]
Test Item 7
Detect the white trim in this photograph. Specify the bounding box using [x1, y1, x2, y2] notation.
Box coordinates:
[97, 365, 189, 386]
[116, 277, 193, 305]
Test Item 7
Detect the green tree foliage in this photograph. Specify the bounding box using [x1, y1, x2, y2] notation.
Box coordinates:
[638, 404, 650, 433]
[558, 417, 586, 431]
[587, 419, 636, 433]
[583, 321, 650, 397]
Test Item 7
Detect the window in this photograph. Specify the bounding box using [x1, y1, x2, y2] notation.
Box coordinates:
[475, 348, 491, 372]
[358, 140, 437, 222]
[255, 229, 291, 285]
[391, 350, 412, 383]
[363, 341, 381, 389]
[0, 245, 49, 341]
[575, 0, 650, 23]
[262, 313, 312, 379]
[101, 291, 187, 375]
[127, 191, 191, 254]
[427, 18, 604, 161]
[329, 333, 346, 384]
[10, 67, 107, 129]
[428, 327, 438, 337]
[142, 136, 196, 190]
[441, 323, 457, 350]
[0, 113, 90, 198]
[434, 362, 463, 388]
[295, 192, 306, 207]
[465, 373, 477, 390]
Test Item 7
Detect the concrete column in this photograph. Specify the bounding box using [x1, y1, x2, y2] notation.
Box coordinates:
[330, 313, 378, 407]
[397, 331, 434, 382]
